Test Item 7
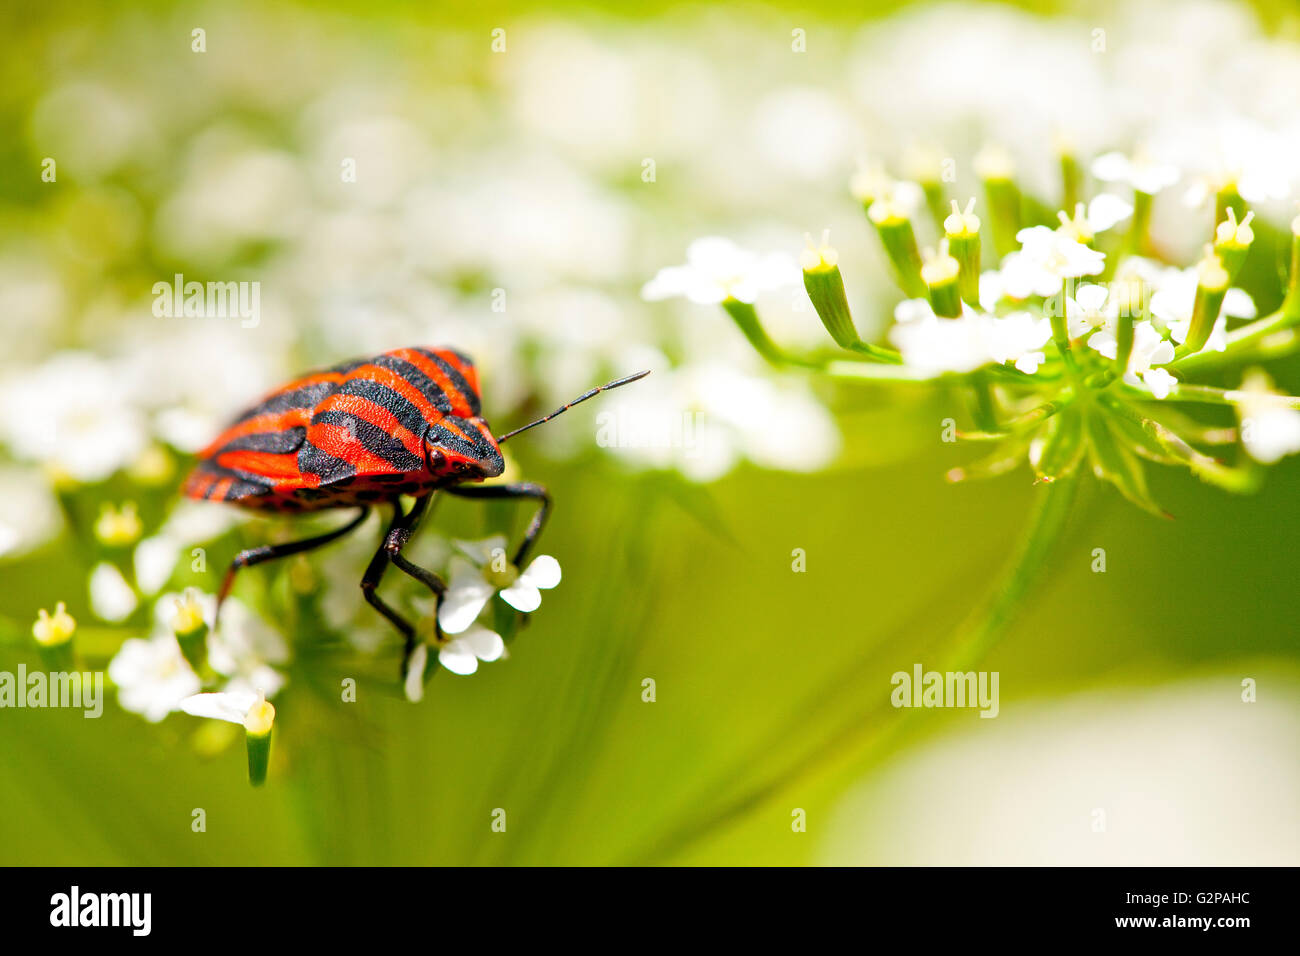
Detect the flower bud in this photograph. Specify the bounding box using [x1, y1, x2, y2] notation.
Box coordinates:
[975, 145, 1022, 257]
[32, 602, 76, 671]
[943, 199, 982, 307]
[922, 246, 963, 318]
[1213, 208, 1254, 283]
[94, 502, 142, 548]
[244, 696, 275, 786]
[800, 231, 862, 349]
[171, 589, 209, 674]
[868, 197, 927, 298]
[1184, 248, 1230, 354]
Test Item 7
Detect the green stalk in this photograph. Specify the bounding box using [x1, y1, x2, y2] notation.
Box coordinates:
[632, 470, 1080, 862]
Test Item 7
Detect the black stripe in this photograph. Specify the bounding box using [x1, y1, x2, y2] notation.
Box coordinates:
[190, 460, 272, 493]
[224, 479, 274, 501]
[297, 442, 356, 484]
[334, 378, 431, 438]
[313, 411, 424, 472]
[417, 348, 481, 415]
[234, 381, 338, 424]
[372, 354, 453, 415]
[215, 426, 306, 456]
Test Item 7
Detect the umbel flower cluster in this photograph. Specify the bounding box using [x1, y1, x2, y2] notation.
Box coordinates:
[645, 148, 1300, 514]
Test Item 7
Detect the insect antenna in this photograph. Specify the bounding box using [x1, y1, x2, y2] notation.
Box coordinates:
[496, 370, 651, 443]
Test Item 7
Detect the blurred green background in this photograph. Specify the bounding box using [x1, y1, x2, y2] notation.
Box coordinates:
[1, 0, 1297, 865]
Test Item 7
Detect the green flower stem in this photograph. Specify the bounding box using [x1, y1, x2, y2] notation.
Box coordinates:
[983, 176, 1022, 257]
[1215, 185, 1246, 228]
[1283, 228, 1300, 319]
[1050, 279, 1079, 374]
[1060, 151, 1083, 211]
[246, 726, 272, 786]
[1123, 189, 1155, 257]
[720, 297, 785, 366]
[632, 468, 1081, 863]
[1122, 381, 1300, 409]
[968, 372, 999, 432]
[872, 216, 928, 299]
[957, 397, 1072, 440]
[1168, 307, 1297, 374]
[948, 466, 1081, 669]
[822, 361, 941, 383]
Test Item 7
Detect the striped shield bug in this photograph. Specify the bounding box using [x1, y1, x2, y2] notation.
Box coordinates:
[183, 346, 647, 671]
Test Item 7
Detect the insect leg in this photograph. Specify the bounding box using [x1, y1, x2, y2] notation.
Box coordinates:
[359, 496, 447, 677]
[216, 507, 370, 627]
[444, 482, 550, 566]
[385, 494, 446, 597]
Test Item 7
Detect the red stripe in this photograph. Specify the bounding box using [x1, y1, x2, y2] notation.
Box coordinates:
[392, 348, 473, 416]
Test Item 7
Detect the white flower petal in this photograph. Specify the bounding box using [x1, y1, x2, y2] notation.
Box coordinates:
[518, 554, 561, 590]
[500, 583, 542, 613]
[179, 690, 257, 723]
[1086, 194, 1134, 232]
[438, 581, 494, 634]
[89, 562, 138, 622]
[404, 644, 428, 702]
[438, 642, 480, 675]
[462, 625, 505, 662]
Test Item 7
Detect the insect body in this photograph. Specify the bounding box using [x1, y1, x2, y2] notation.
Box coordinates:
[185, 346, 646, 670]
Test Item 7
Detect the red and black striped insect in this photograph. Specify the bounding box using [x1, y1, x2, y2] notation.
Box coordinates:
[184, 345, 646, 670]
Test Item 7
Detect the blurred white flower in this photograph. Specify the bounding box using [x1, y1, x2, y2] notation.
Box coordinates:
[1149, 267, 1255, 353]
[89, 562, 138, 622]
[1234, 370, 1300, 464]
[642, 238, 800, 306]
[438, 535, 562, 634]
[981, 312, 1053, 374]
[0, 352, 147, 483]
[0, 467, 61, 559]
[108, 633, 200, 723]
[178, 687, 265, 724]
[1091, 151, 1180, 195]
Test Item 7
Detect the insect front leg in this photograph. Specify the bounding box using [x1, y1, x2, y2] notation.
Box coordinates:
[444, 481, 550, 566]
[359, 494, 447, 678]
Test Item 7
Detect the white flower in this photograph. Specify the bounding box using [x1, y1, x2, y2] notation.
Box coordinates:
[178, 688, 262, 724]
[133, 501, 241, 595]
[889, 310, 990, 375]
[108, 632, 200, 722]
[999, 226, 1105, 298]
[641, 237, 799, 305]
[1066, 283, 1115, 339]
[0, 352, 147, 483]
[1233, 371, 1300, 464]
[1091, 151, 1180, 195]
[89, 561, 137, 622]
[437, 535, 561, 634]
[981, 311, 1052, 374]
[1088, 319, 1177, 398]
[1079, 193, 1134, 233]
[0, 466, 61, 559]
[438, 624, 506, 676]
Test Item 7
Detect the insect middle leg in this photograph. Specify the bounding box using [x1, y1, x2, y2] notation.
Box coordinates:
[359, 493, 447, 674]
[217, 507, 370, 627]
[444, 482, 550, 565]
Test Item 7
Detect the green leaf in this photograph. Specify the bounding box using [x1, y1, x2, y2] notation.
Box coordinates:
[1083, 409, 1170, 518]
[1033, 406, 1085, 482]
